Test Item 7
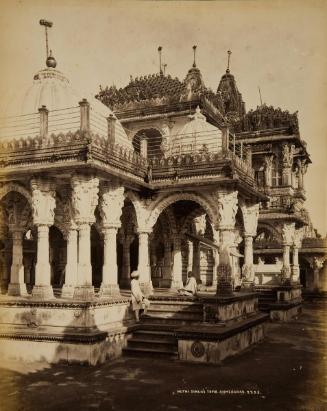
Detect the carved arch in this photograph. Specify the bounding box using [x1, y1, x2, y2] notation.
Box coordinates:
[0, 183, 32, 205]
[255, 223, 281, 242]
[148, 192, 217, 230]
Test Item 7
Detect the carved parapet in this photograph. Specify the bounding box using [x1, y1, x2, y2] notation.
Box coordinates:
[99, 183, 124, 229]
[71, 175, 99, 225]
[30, 178, 56, 226]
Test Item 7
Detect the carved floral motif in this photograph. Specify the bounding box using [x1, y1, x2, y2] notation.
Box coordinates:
[282, 144, 295, 168]
[281, 222, 295, 245]
[241, 203, 259, 237]
[216, 191, 238, 229]
[99, 184, 125, 228]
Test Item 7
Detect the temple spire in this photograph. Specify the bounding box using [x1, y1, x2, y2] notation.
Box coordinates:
[226, 49, 232, 73]
[158, 46, 163, 75]
[193, 45, 197, 68]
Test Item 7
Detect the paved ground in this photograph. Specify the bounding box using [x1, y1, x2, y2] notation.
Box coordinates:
[1, 301, 326, 411]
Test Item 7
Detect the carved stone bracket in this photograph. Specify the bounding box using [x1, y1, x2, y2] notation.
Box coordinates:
[99, 183, 125, 229]
[281, 222, 295, 246]
[216, 191, 238, 230]
[241, 203, 259, 237]
[30, 178, 56, 226]
[71, 175, 99, 225]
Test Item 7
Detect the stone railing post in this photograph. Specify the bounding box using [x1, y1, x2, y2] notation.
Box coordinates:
[39, 105, 49, 140]
[107, 114, 116, 145]
[79, 99, 90, 132]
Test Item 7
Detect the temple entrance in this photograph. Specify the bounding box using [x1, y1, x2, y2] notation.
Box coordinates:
[150, 200, 217, 289]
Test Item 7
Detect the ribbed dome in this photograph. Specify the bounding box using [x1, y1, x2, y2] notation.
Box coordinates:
[171, 106, 222, 155]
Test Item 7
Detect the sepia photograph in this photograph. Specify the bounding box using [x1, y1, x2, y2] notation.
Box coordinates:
[0, 1, 326, 410]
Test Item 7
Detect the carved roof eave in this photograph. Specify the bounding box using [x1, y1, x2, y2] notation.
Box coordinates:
[258, 212, 308, 227]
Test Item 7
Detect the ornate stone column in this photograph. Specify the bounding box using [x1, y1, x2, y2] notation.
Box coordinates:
[241, 203, 259, 289]
[282, 144, 295, 186]
[71, 175, 99, 300]
[61, 227, 78, 298]
[187, 240, 193, 273]
[281, 222, 295, 284]
[171, 236, 183, 290]
[99, 184, 124, 298]
[264, 155, 273, 187]
[138, 230, 153, 295]
[120, 235, 134, 288]
[7, 229, 28, 296]
[31, 178, 56, 300]
[215, 191, 238, 295]
[297, 159, 307, 191]
[192, 240, 201, 281]
[162, 238, 172, 280]
[291, 228, 303, 283]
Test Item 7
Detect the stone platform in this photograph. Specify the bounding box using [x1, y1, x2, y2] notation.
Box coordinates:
[0, 295, 134, 365]
[256, 284, 302, 321]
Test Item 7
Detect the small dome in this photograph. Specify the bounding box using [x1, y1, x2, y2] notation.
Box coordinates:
[22, 68, 79, 114]
[170, 106, 222, 155]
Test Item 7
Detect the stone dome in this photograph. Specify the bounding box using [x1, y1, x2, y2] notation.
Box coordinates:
[171, 106, 223, 155]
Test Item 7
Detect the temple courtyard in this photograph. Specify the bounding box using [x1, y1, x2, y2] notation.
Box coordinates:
[1, 299, 326, 411]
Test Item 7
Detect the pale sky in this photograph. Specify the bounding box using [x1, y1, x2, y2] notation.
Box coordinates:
[0, 0, 326, 235]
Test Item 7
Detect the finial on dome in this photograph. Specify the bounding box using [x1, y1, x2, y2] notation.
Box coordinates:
[46, 50, 57, 68]
[226, 50, 232, 73]
[193, 45, 197, 68]
[158, 46, 163, 75]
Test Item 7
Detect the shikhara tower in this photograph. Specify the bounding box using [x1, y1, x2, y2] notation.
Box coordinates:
[0, 22, 325, 365]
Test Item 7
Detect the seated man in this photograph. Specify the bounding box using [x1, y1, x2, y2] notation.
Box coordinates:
[178, 271, 198, 296]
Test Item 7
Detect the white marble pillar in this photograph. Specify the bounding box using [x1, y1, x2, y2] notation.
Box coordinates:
[99, 226, 120, 297]
[7, 229, 28, 296]
[32, 225, 54, 299]
[62, 228, 78, 298]
[291, 246, 300, 283]
[192, 240, 201, 281]
[121, 238, 132, 288]
[138, 231, 153, 295]
[240, 203, 259, 289]
[171, 236, 183, 289]
[187, 240, 193, 273]
[280, 222, 295, 284]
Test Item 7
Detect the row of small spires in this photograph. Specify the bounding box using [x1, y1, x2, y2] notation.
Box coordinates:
[157, 45, 233, 75]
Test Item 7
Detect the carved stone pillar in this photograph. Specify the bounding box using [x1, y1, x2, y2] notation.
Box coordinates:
[171, 236, 183, 289]
[264, 155, 273, 187]
[121, 235, 133, 288]
[215, 191, 238, 295]
[31, 178, 56, 300]
[99, 184, 124, 298]
[162, 239, 172, 279]
[297, 159, 307, 191]
[192, 240, 200, 281]
[71, 175, 99, 300]
[280, 222, 295, 284]
[7, 229, 28, 296]
[187, 240, 193, 273]
[241, 203, 259, 289]
[62, 227, 78, 298]
[282, 144, 295, 186]
[291, 228, 303, 283]
[138, 231, 153, 295]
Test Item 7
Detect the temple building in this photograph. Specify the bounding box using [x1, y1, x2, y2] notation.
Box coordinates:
[0, 22, 326, 365]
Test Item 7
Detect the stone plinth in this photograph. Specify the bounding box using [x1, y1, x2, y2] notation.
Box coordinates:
[175, 292, 268, 364]
[0, 297, 134, 365]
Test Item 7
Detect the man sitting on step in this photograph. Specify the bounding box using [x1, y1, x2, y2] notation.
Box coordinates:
[178, 271, 198, 297]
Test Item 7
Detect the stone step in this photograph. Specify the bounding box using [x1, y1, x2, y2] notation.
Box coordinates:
[122, 346, 178, 358]
[146, 305, 203, 313]
[141, 317, 202, 326]
[142, 310, 203, 321]
[127, 338, 177, 351]
[133, 329, 176, 340]
[148, 299, 202, 306]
